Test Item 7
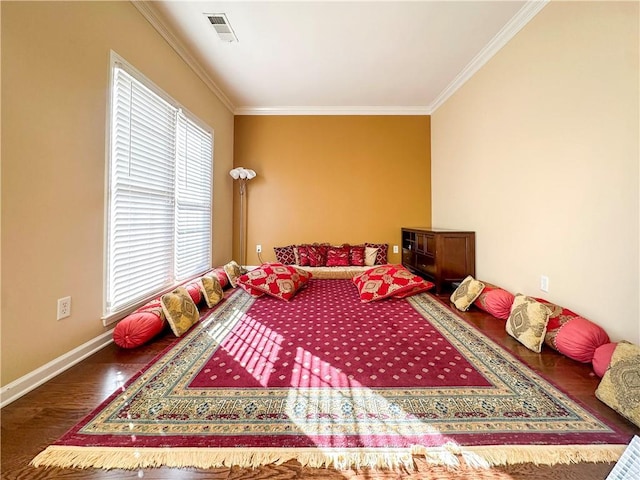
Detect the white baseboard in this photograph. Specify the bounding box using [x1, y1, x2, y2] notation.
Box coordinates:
[0, 330, 114, 408]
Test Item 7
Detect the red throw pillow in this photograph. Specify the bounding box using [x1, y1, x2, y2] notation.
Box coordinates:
[236, 263, 312, 301]
[307, 244, 328, 267]
[113, 311, 165, 349]
[295, 245, 310, 266]
[353, 264, 433, 302]
[349, 245, 365, 266]
[184, 282, 202, 305]
[365, 243, 389, 265]
[473, 284, 515, 320]
[326, 245, 351, 267]
[536, 298, 580, 350]
[592, 342, 618, 377]
[274, 245, 296, 265]
[554, 316, 610, 363]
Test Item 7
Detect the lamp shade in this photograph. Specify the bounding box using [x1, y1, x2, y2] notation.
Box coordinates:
[229, 167, 257, 181]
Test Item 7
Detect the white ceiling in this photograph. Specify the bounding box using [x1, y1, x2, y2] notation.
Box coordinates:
[137, 1, 548, 114]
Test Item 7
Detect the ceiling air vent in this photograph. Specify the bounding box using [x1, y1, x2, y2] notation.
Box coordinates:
[206, 13, 238, 43]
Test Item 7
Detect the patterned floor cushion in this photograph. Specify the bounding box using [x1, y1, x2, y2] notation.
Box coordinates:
[353, 265, 434, 302]
[596, 342, 640, 427]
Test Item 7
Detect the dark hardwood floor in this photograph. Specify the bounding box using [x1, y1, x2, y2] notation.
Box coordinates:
[2, 293, 638, 479]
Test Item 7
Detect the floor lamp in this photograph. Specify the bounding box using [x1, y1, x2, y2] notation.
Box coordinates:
[229, 167, 257, 266]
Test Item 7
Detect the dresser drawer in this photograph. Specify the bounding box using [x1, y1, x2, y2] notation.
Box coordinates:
[416, 253, 435, 276]
[424, 234, 436, 255]
[416, 233, 436, 255]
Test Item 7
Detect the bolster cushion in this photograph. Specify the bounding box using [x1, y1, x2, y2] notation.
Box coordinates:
[554, 316, 610, 363]
[113, 311, 165, 349]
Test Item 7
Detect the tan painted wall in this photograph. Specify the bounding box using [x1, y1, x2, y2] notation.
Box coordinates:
[432, 1, 639, 343]
[1, 1, 234, 385]
[233, 116, 431, 266]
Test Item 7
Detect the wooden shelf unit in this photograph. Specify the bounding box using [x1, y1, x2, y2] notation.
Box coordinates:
[402, 227, 476, 294]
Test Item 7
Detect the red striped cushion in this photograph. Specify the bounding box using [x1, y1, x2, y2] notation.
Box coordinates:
[349, 245, 365, 266]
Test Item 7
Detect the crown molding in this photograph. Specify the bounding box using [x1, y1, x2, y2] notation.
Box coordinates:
[429, 0, 549, 113]
[234, 106, 432, 116]
[132, 0, 547, 117]
[131, 0, 235, 113]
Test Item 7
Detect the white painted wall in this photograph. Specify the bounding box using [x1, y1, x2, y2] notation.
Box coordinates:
[432, 1, 639, 344]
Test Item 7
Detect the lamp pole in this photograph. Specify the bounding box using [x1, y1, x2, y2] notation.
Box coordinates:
[239, 178, 247, 266]
[229, 167, 257, 267]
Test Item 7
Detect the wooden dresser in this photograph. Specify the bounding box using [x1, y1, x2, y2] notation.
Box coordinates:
[401, 227, 475, 294]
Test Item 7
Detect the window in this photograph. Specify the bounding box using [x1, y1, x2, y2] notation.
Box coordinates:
[104, 55, 213, 324]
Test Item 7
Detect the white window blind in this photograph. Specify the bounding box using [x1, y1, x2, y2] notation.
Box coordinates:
[175, 112, 213, 280]
[607, 436, 640, 480]
[105, 59, 213, 320]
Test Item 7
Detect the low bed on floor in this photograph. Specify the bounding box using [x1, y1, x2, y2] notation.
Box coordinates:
[32, 278, 631, 471]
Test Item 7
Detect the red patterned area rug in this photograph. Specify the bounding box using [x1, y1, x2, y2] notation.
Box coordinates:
[31, 279, 629, 470]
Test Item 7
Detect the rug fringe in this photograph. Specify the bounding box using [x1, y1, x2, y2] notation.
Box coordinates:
[30, 446, 414, 470]
[30, 444, 625, 471]
[411, 443, 626, 467]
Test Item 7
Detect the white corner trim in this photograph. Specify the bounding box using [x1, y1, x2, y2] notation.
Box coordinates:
[0, 330, 115, 408]
[131, 0, 236, 113]
[234, 106, 432, 116]
[429, 0, 549, 113]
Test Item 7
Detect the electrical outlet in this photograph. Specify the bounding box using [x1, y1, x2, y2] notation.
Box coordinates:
[540, 275, 549, 293]
[57, 296, 71, 320]
[256, 244, 262, 253]
[393, 245, 399, 254]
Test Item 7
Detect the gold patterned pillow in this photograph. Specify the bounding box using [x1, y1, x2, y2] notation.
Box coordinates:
[160, 286, 200, 337]
[223, 260, 243, 288]
[450, 275, 485, 311]
[199, 273, 224, 308]
[595, 342, 640, 427]
[506, 294, 552, 353]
